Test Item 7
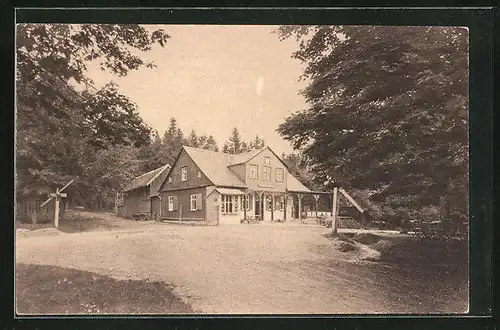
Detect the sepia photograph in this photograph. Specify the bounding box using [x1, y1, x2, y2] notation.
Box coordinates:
[15, 23, 469, 315]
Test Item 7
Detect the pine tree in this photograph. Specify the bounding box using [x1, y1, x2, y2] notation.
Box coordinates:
[205, 135, 219, 151]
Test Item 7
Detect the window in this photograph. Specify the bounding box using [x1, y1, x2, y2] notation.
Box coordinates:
[197, 170, 202, 179]
[249, 165, 258, 179]
[190, 195, 197, 211]
[279, 196, 285, 211]
[190, 194, 203, 211]
[264, 156, 270, 164]
[221, 195, 239, 214]
[168, 177, 173, 183]
[168, 196, 174, 211]
[240, 194, 250, 211]
[181, 166, 188, 181]
[275, 168, 284, 183]
[234, 196, 239, 212]
[263, 166, 271, 181]
[266, 196, 273, 211]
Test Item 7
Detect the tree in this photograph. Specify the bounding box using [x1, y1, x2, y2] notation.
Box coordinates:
[82, 82, 152, 148]
[227, 127, 243, 154]
[204, 135, 219, 151]
[188, 130, 200, 148]
[276, 26, 468, 222]
[16, 24, 169, 205]
[249, 135, 265, 150]
[158, 118, 185, 166]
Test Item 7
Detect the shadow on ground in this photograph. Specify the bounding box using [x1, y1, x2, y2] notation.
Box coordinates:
[16, 263, 195, 315]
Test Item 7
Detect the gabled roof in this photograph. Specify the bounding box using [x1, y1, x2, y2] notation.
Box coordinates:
[177, 146, 311, 192]
[286, 172, 311, 193]
[123, 165, 171, 192]
[183, 147, 247, 188]
[227, 147, 266, 166]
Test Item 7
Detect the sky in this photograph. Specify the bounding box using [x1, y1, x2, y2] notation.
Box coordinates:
[82, 25, 309, 155]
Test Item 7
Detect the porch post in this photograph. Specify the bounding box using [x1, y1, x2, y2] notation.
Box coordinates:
[314, 194, 320, 219]
[243, 192, 247, 221]
[260, 192, 265, 221]
[298, 193, 303, 223]
[271, 193, 274, 221]
[283, 194, 287, 221]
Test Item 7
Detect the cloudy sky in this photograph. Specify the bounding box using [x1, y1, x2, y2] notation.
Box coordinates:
[83, 25, 309, 155]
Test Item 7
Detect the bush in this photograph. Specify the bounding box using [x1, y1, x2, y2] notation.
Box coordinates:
[352, 233, 381, 245]
[338, 241, 358, 252]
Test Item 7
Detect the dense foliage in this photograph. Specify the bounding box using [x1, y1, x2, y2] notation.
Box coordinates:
[16, 24, 169, 208]
[276, 26, 468, 224]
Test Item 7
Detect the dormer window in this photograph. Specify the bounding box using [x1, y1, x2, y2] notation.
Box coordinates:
[181, 166, 188, 181]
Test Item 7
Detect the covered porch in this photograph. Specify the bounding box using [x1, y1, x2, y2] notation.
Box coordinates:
[242, 189, 332, 223]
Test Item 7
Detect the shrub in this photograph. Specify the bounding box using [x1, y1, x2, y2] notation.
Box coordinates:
[352, 233, 381, 245]
[338, 242, 358, 252]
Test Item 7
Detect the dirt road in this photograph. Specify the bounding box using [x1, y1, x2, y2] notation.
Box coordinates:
[16, 221, 468, 314]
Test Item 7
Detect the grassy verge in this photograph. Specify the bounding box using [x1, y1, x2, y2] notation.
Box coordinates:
[16, 263, 195, 315]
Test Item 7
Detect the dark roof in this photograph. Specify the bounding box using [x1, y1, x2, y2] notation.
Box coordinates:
[183, 147, 247, 188]
[123, 165, 170, 192]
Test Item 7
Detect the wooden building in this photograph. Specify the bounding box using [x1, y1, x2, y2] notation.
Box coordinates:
[118, 164, 171, 220]
[158, 146, 317, 225]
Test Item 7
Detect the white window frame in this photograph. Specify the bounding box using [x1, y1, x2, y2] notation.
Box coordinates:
[266, 195, 273, 211]
[279, 196, 285, 211]
[168, 196, 174, 211]
[190, 194, 197, 211]
[249, 164, 258, 179]
[181, 166, 188, 181]
[221, 195, 238, 214]
[275, 168, 284, 183]
[263, 166, 271, 181]
[240, 194, 250, 211]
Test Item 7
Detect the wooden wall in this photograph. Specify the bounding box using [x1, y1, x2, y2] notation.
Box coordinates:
[160, 187, 206, 221]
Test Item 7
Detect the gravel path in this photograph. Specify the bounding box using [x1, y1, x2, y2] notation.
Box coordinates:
[16, 221, 467, 314]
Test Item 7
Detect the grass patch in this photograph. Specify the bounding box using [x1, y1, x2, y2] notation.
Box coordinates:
[16, 263, 195, 315]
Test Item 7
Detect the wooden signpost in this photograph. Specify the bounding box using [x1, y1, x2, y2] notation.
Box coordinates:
[40, 179, 75, 228]
[332, 187, 339, 235]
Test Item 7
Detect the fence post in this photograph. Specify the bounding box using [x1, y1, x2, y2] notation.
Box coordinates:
[332, 188, 338, 236]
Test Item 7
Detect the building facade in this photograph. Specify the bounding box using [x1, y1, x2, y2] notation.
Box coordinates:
[119, 164, 171, 220]
[158, 146, 313, 225]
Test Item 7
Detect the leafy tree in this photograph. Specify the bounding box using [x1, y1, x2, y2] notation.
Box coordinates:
[276, 26, 468, 222]
[82, 82, 152, 148]
[16, 23, 169, 206]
